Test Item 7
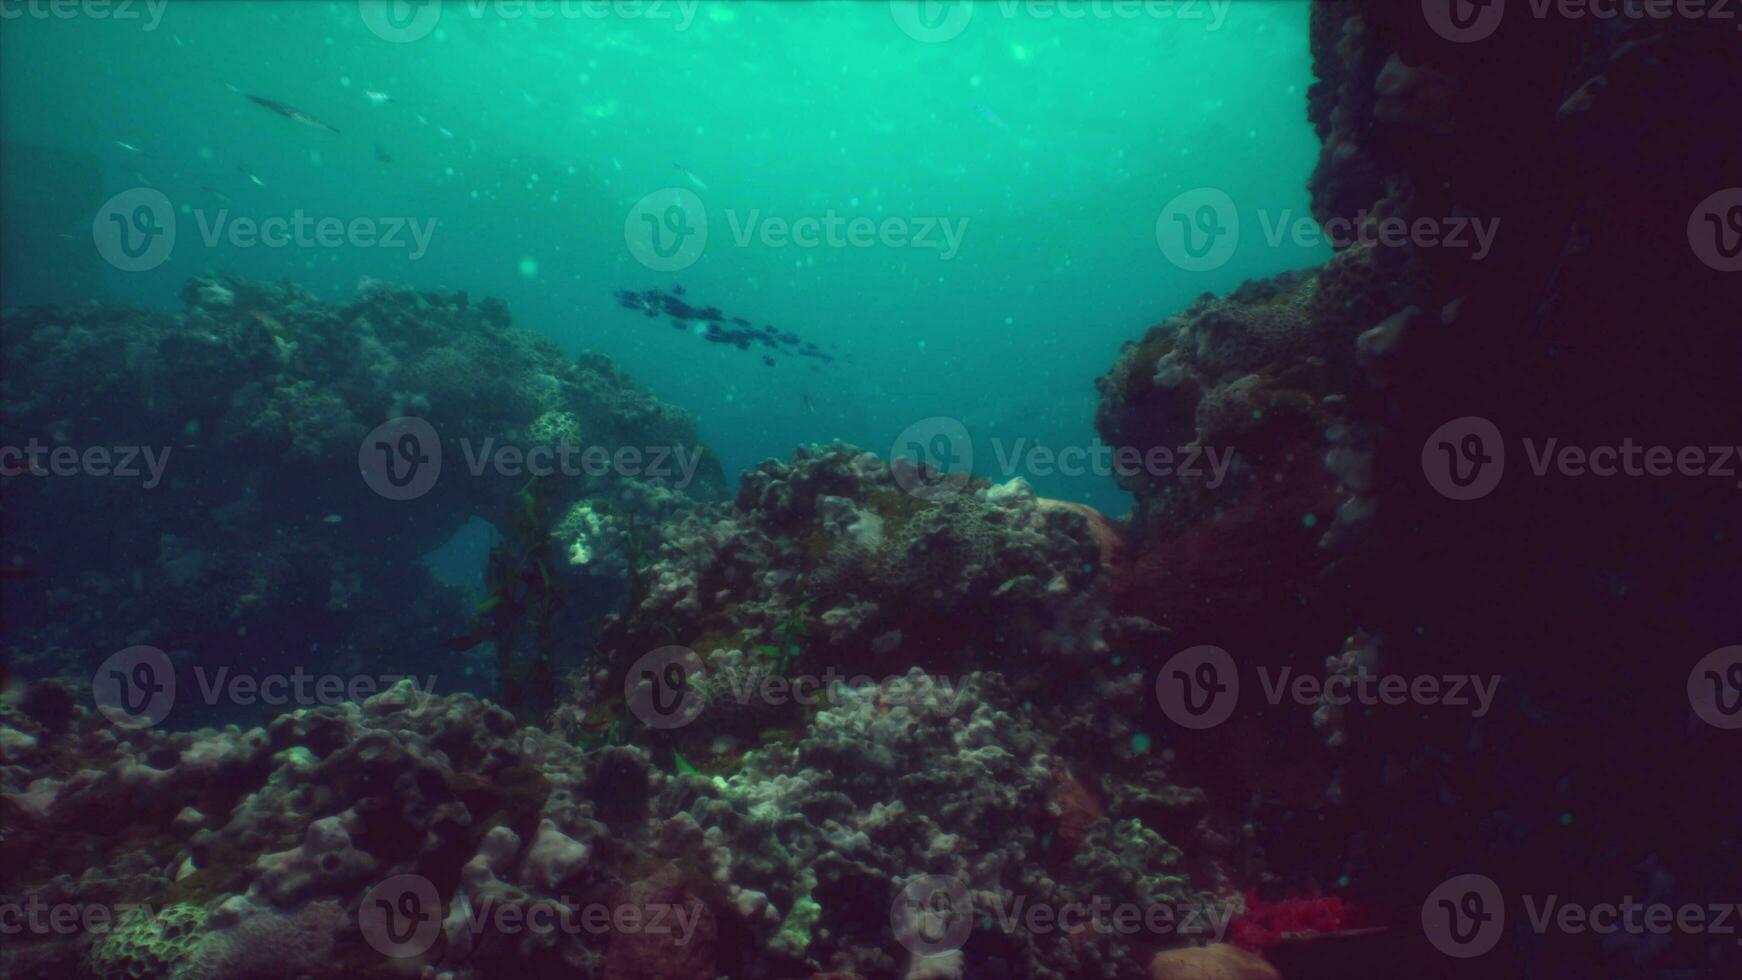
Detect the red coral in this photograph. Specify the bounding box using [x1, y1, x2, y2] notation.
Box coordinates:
[1228, 891, 1364, 952]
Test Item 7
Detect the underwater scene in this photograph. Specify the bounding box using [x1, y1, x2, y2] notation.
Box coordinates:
[0, 1, 1739, 978]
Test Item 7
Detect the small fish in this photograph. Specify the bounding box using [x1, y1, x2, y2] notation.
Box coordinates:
[374, 143, 393, 164]
[803, 392, 818, 416]
[246, 173, 266, 188]
[246, 94, 341, 134]
[439, 127, 455, 140]
[674, 162, 708, 191]
[969, 99, 1011, 133]
[198, 185, 231, 203]
[114, 140, 144, 154]
[323, 514, 344, 524]
[365, 90, 393, 106]
[762, 355, 776, 367]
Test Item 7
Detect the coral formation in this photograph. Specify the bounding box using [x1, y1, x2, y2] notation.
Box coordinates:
[0, 276, 724, 714]
[88, 905, 211, 980]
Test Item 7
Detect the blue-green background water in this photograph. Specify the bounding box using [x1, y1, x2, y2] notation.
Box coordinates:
[1, 0, 1328, 511]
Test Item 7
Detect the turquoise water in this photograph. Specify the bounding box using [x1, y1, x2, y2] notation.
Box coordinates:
[1, 0, 1327, 509]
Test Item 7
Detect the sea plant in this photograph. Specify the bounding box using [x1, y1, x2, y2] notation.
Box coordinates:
[450, 477, 566, 716]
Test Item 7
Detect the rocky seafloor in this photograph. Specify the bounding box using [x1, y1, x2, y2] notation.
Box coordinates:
[3, 3, 1741, 978]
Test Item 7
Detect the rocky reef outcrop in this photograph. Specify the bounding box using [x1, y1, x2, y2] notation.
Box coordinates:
[1095, 4, 1742, 977]
[1, 276, 724, 716]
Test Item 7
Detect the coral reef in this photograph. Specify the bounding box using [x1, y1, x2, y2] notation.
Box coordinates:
[1, 666, 1231, 979]
[573, 443, 1117, 767]
[3, 4, 1739, 979]
[0, 276, 724, 714]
